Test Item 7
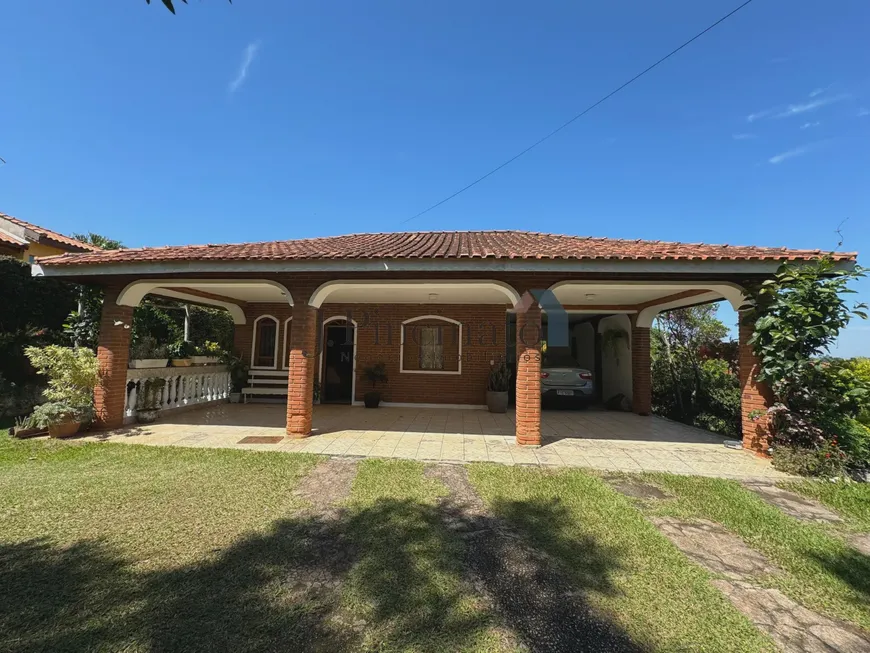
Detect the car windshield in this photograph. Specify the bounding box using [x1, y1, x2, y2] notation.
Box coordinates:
[542, 349, 580, 368]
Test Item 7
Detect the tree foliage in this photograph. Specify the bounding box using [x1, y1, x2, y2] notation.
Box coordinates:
[146, 0, 231, 14]
[747, 256, 869, 475]
[651, 305, 741, 437]
[24, 345, 99, 408]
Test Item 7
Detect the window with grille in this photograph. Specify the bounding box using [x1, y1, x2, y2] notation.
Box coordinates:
[419, 326, 444, 370]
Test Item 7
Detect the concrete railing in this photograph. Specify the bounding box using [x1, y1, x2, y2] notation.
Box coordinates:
[124, 365, 230, 423]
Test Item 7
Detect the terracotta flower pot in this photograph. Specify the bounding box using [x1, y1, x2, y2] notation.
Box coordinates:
[48, 420, 81, 439]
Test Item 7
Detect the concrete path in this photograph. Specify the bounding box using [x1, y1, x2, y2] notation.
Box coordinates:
[83, 404, 789, 481]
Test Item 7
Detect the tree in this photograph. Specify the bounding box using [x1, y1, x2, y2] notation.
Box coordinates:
[146, 0, 231, 14]
[651, 304, 740, 436]
[72, 233, 122, 251]
[747, 255, 869, 475]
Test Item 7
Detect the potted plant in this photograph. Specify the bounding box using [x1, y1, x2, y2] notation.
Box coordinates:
[169, 340, 194, 367]
[31, 401, 95, 438]
[136, 377, 166, 423]
[486, 360, 511, 413]
[220, 352, 249, 403]
[24, 345, 99, 438]
[192, 340, 222, 366]
[129, 336, 169, 369]
[362, 362, 388, 408]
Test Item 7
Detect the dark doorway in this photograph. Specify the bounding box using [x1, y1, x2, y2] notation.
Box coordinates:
[254, 318, 278, 368]
[322, 323, 355, 404]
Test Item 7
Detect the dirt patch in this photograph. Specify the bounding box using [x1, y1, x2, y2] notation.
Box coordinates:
[652, 517, 779, 581]
[713, 580, 870, 653]
[848, 533, 870, 556]
[605, 476, 672, 501]
[425, 464, 643, 653]
[294, 458, 359, 514]
[744, 483, 843, 524]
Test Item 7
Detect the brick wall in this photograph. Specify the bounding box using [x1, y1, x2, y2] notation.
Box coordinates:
[515, 303, 542, 445]
[630, 326, 652, 416]
[94, 288, 133, 429]
[240, 302, 506, 405]
[739, 314, 774, 455]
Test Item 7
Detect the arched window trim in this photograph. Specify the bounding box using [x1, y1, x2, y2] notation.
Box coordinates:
[400, 315, 462, 376]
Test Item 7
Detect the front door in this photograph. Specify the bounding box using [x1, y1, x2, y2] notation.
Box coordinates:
[323, 324, 354, 403]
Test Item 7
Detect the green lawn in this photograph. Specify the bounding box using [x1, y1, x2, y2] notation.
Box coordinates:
[2, 435, 867, 651]
[782, 479, 870, 531]
[639, 473, 870, 632]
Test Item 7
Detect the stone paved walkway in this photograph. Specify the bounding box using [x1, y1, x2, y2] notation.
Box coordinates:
[84, 404, 789, 480]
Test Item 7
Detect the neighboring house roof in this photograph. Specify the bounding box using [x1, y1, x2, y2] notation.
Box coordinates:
[0, 212, 102, 253]
[0, 228, 28, 250]
[37, 230, 857, 267]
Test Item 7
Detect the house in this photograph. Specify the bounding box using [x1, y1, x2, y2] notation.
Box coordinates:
[0, 212, 101, 262]
[32, 230, 857, 452]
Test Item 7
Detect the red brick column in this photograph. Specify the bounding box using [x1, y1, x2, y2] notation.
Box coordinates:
[631, 326, 652, 416]
[515, 303, 543, 446]
[286, 302, 317, 437]
[94, 288, 134, 430]
[739, 314, 774, 455]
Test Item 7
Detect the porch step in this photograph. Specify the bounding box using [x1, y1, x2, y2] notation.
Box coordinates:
[249, 369, 289, 377]
[246, 378, 288, 385]
[241, 387, 287, 395]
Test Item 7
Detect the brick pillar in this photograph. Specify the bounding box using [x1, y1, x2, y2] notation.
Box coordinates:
[631, 326, 652, 416]
[286, 302, 317, 437]
[515, 303, 543, 446]
[739, 314, 774, 455]
[94, 288, 133, 430]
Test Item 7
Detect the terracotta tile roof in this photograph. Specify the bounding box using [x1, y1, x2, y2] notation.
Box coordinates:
[0, 212, 102, 252]
[38, 230, 857, 266]
[0, 228, 27, 249]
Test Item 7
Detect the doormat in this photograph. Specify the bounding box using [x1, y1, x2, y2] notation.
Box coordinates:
[237, 436, 284, 445]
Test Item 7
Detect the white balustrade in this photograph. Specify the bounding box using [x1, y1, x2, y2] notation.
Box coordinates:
[124, 365, 231, 421]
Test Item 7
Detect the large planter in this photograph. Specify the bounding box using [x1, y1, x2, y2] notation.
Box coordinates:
[129, 359, 169, 369]
[229, 392, 241, 404]
[48, 420, 81, 439]
[136, 409, 160, 424]
[191, 356, 219, 366]
[486, 390, 509, 414]
[171, 358, 193, 367]
[364, 391, 381, 409]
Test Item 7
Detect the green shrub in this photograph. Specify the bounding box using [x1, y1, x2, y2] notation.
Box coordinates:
[771, 441, 850, 477]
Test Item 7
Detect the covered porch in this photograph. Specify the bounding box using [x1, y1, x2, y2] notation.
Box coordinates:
[86, 403, 788, 479]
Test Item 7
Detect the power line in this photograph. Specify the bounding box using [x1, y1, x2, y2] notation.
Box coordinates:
[401, 0, 756, 225]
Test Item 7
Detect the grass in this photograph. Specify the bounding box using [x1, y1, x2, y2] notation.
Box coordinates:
[467, 465, 774, 652]
[640, 473, 870, 632]
[2, 434, 867, 651]
[781, 479, 870, 531]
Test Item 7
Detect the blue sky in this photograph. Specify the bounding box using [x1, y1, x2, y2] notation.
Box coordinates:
[2, 0, 868, 354]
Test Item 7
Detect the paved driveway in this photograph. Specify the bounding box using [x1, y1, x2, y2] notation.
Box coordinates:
[86, 404, 788, 480]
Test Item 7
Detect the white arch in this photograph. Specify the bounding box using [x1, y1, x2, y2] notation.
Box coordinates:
[400, 315, 462, 376]
[281, 317, 293, 370]
[116, 279, 294, 325]
[251, 314, 280, 369]
[319, 316, 358, 405]
[547, 280, 746, 329]
[308, 279, 520, 308]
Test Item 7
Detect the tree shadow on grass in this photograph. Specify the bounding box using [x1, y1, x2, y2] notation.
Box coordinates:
[1, 498, 639, 653]
[810, 547, 870, 606]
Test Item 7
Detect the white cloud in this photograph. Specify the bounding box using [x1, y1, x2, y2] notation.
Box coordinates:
[768, 144, 814, 164]
[858, 108, 870, 117]
[800, 121, 821, 129]
[808, 87, 826, 98]
[228, 41, 261, 93]
[747, 93, 849, 123]
[732, 133, 756, 140]
[775, 94, 849, 118]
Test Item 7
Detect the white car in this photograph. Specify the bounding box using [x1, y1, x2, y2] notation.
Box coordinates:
[540, 350, 594, 405]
